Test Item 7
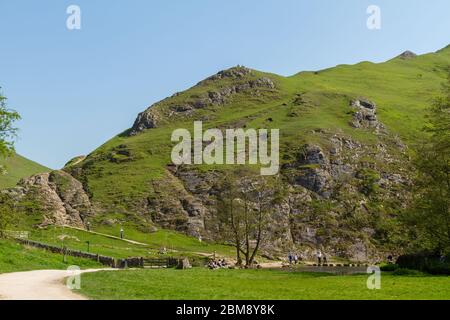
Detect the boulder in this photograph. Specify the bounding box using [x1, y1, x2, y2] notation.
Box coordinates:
[176, 257, 192, 269]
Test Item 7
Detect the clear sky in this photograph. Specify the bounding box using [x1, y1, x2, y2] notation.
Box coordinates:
[0, 0, 449, 169]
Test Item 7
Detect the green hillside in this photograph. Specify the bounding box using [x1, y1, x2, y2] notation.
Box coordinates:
[6, 45, 450, 261]
[0, 153, 50, 189]
[68, 47, 449, 215]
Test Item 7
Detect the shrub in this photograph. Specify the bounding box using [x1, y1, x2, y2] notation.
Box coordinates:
[425, 261, 450, 275]
[380, 263, 399, 272]
[392, 268, 424, 276]
[396, 252, 450, 275]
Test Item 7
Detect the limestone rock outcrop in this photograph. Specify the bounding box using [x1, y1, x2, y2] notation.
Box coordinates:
[350, 99, 384, 132]
[6, 171, 92, 228]
[129, 107, 161, 135]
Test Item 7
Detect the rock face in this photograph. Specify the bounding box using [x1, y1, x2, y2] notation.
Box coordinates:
[196, 77, 275, 108]
[290, 145, 333, 197]
[129, 108, 160, 135]
[145, 170, 210, 238]
[133, 125, 409, 262]
[6, 171, 92, 228]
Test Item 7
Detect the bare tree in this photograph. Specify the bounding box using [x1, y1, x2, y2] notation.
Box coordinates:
[215, 169, 282, 266]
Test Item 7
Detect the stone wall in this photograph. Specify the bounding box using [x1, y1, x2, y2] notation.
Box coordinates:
[14, 238, 189, 269]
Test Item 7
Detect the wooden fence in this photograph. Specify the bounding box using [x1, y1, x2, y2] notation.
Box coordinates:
[143, 257, 178, 268]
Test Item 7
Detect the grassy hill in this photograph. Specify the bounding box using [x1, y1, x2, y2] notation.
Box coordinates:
[70, 47, 450, 203]
[0, 153, 50, 189]
[5, 45, 450, 261]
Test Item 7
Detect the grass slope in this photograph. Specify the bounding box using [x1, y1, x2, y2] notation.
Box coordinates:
[77, 268, 450, 300]
[28, 226, 234, 259]
[0, 239, 102, 274]
[0, 153, 49, 189]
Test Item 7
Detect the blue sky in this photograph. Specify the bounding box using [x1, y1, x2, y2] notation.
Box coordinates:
[0, 0, 449, 169]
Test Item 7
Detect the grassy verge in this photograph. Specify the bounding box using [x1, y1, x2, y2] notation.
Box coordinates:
[0, 239, 102, 274]
[77, 268, 450, 300]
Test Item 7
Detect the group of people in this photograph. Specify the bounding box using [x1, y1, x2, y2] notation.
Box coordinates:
[208, 258, 228, 269]
[316, 250, 328, 265]
[287, 252, 302, 265]
[287, 250, 328, 265]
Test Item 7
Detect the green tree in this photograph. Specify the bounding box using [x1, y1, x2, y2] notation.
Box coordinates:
[0, 193, 15, 237]
[0, 89, 20, 235]
[404, 73, 450, 255]
[0, 89, 21, 174]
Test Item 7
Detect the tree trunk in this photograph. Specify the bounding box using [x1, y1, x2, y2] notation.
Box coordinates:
[249, 198, 263, 265]
[230, 198, 242, 266]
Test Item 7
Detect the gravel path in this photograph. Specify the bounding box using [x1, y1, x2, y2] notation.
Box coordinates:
[0, 269, 110, 300]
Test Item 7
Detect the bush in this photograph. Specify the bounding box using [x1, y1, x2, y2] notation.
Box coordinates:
[425, 261, 450, 275]
[380, 263, 399, 272]
[392, 268, 424, 276]
[396, 252, 450, 275]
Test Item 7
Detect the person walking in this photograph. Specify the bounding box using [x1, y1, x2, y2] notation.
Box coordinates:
[120, 227, 124, 239]
[288, 252, 293, 265]
[294, 254, 299, 265]
[317, 250, 322, 265]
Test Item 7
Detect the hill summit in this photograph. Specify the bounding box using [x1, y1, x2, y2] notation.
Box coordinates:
[397, 50, 417, 59]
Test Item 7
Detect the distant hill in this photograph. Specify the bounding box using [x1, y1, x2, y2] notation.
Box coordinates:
[0, 153, 50, 189]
